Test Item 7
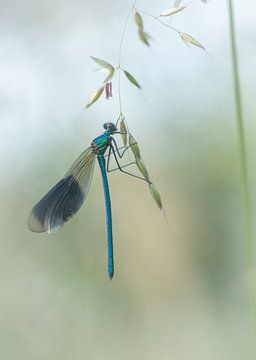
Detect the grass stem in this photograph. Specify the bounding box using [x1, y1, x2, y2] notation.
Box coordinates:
[117, 1, 136, 115]
[227, 0, 256, 353]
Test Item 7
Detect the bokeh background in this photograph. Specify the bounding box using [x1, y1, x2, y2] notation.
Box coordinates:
[0, 0, 255, 358]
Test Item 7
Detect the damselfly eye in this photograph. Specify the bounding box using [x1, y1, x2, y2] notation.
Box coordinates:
[103, 123, 117, 133]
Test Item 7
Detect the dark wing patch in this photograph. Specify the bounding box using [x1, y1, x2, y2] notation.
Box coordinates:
[28, 147, 96, 233]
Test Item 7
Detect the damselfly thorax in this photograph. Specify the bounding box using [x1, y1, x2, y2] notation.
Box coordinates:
[91, 132, 112, 156]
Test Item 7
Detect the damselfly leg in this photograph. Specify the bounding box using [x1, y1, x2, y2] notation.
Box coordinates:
[107, 143, 148, 183]
[106, 144, 135, 172]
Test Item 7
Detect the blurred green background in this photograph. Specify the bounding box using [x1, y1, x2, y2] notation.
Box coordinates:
[0, 0, 255, 359]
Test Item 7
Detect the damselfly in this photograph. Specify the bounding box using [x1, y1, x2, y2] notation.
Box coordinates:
[28, 122, 162, 279]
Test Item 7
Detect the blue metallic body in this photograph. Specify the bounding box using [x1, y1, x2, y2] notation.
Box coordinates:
[91, 131, 114, 279]
[97, 155, 114, 279]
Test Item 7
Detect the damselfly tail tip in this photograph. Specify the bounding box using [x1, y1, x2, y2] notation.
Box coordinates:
[108, 272, 114, 280]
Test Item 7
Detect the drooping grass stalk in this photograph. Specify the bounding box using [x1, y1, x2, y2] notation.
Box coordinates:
[117, 1, 136, 116]
[138, 8, 180, 33]
[227, 0, 256, 349]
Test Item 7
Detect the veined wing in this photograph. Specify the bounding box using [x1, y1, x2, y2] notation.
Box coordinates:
[28, 146, 96, 233]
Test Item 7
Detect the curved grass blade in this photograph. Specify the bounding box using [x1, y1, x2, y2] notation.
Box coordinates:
[160, 7, 185, 17]
[124, 70, 141, 89]
[136, 159, 150, 182]
[120, 118, 128, 147]
[138, 29, 151, 47]
[28, 147, 96, 233]
[179, 32, 205, 49]
[104, 68, 115, 83]
[90, 56, 114, 71]
[86, 86, 104, 108]
[135, 11, 144, 29]
[129, 134, 141, 160]
[149, 182, 163, 210]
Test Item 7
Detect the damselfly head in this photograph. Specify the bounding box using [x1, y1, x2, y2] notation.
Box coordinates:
[103, 122, 117, 133]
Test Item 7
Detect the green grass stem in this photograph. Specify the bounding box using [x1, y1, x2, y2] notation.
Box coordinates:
[117, 1, 136, 116]
[227, 0, 256, 354]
